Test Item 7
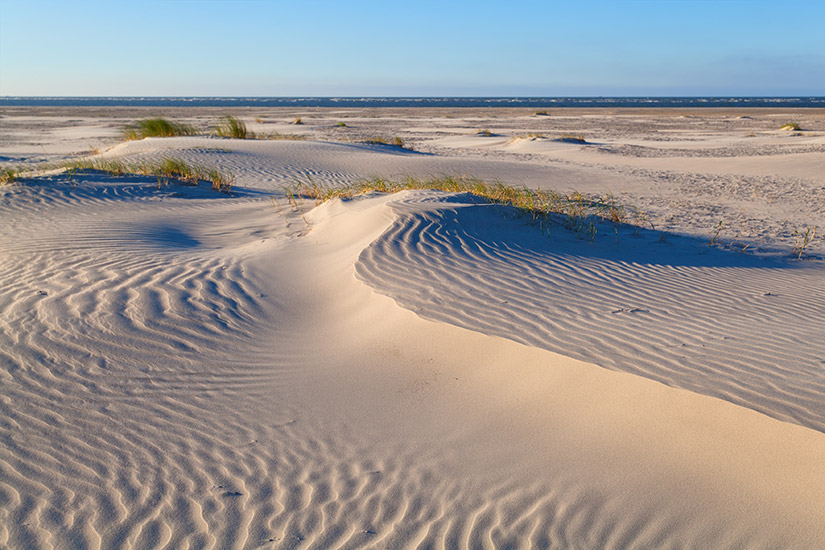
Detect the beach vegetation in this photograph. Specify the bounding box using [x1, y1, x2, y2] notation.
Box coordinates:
[780, 122, 801, 131]
[265, 132, 307, 141]
[534, 111, 550, 116]
[476, 129, 493, 136]
[284, 176, 643, 241]
[793, 226, 818, 259]
[9, 157, 233, 193]
[709, 220, 724, 246]
[123, 118, 196, 140]
[364, 136, 406, 148]
[214, 115, 252, 139]
[291, 117, 303, 125]
[337, 121, 347, 127]
[0, 167, 20, 185]
[511, 133, 547, 141]
[554, 134, 587, 144]
[68, 158, 233, 192]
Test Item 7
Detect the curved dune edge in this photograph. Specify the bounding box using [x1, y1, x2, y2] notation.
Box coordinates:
[303, 194, 825, 548]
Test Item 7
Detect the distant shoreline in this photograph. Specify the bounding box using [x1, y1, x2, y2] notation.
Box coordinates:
[2, 96, 824, 109]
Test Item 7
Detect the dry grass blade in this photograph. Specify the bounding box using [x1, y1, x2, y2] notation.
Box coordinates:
[793, 226, 818, 258]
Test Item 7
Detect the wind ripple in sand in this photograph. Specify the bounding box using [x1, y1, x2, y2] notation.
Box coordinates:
[356, 192, 825, 433]
[3, 142, 824, 547]
[0, 176, 715, 549]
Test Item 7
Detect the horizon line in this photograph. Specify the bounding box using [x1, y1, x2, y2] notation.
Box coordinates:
[3, 95, 825, 99]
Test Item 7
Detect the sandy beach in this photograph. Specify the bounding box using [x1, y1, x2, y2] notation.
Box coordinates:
[2, 107, 825, 549]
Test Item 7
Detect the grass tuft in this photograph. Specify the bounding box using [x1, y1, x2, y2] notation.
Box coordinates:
[291, 117, 303, 125]
[1, 167, 19, 185]
[336, 121, 347, 127]
[792, 226, 818, 258]
[780, 122, 801, 131]
[123, 118, 195, 140]
[476, 129, 493, 137]
[215, 115, 252, 139]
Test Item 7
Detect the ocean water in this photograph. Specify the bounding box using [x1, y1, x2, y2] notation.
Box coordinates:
[1, 97, 824, 108]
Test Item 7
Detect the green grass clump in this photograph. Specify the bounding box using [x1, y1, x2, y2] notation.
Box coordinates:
[336, 121, 347, 127]
[285, 176, 639, 241]
[215, 115, 253, 139]
[364, 136, 406, 148]
[59, 157, 233, 193]
[123, 118, 196, 140]
[780, 122, 801, 131]
[1, 167, 19, 185]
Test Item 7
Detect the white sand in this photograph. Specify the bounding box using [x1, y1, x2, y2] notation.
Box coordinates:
[1, 109, 824, 548]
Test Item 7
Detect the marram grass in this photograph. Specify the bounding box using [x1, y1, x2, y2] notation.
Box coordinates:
[285, 176, 640, 240]
[65, 158, 233, 192]
[363, 136, 406, 148]
[214, 115, 251, 139]
[123, 118, 196, 140]
[3, 157, 233, 193]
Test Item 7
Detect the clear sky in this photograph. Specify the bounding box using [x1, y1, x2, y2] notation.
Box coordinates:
[1, 0, 823, 97]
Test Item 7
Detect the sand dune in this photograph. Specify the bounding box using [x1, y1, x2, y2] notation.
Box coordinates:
[1, 111, 825, 548]
[356, 192, 825, 431]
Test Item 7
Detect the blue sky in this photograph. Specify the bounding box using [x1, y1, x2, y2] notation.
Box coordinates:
[1, 0, 823, 96]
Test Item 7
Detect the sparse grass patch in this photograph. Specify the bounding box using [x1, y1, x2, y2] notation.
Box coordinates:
[364, 136, 406, 148]
[476, 129, 493, 136]
[214, 115, 253, 139]
[781, 122, 801, 131]
[554, 134, 587, 144]
[285, 176, 640, 241]
[123, 118, 196, 140]
[336, 121, 347, 127]
[534, 111, 550, 116]
[511, 133, 546, 141]
[49, 157, 233, 193]
[291, 117, 303, 125]
[265, 132, 307, 141]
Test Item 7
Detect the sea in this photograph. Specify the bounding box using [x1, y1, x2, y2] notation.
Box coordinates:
[1, 97, 824, 108]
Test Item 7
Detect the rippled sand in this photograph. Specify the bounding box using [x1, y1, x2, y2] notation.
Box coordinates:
[1, 109, 824, 548]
